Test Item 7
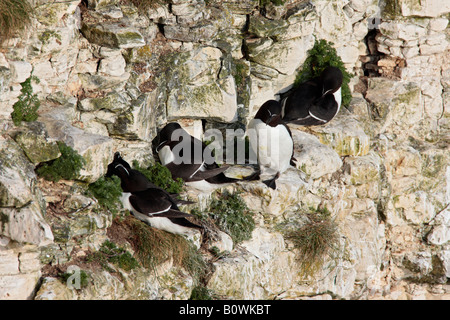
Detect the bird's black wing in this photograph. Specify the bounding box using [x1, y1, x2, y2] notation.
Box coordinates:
[282, 81, 319, 121]
[129, 189, 177, 215]
[309, 94, 338, 123]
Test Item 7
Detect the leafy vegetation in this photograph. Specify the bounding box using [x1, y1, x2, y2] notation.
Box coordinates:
[190, 286, 216, 300]
[0, 0, 33, 42]
[208, 190, 255, 245]
[295, 39, 353, 107]
[86, 240, 140, 272]
[260, 0, 285, 7]
[59, 269, 90, 289]
[87, 176, 123, 214]
[11, 75, 41, 126]
[132, 160, 184, 194]
[36, 142, 86, 182]
[282, 207, 340, 277]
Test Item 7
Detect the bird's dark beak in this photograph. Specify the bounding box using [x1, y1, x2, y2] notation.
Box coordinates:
[156, 140, 169, 152]
[266, 114, 281, 127]
[105, 164, 113, 178]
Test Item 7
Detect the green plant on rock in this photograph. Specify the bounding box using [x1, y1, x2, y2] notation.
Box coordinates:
[260, 0, 286, 7]
[36, 142, 85, 182]
[283, 207, 340, 277]
[295, 39, 353, 107]
[0, 0, 33, 42]
[11, 75, 41, 126]
[132, 160, 184, 194]
[87, 176, 123, 214]
[208, 190, 255, 245]
[190, 286, 216, 300]
[86, 240, 140, 272]
[59, 269, 90, 289]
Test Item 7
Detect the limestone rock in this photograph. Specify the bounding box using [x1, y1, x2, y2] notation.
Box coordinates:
[365, 78, 423, 137]
[98, 53, 126, 77]
[290, 129, 343, 179]
[34, 277, 76, 300]
[162, 47, 238, 123]
[40, 115, 114, 183]
[248, 36, 315, 76]
[308, 111, 370, 157]
[81, 22, 145, 49]
[396, 0, 450, 18]
[9, 122, 61, 165]
[0, 136, 42, 208]
[8, 61, 32, 84]
[207, 244, 295, 299]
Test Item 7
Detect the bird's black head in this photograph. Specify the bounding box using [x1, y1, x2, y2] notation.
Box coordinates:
[320, 66, 343, 95]
[105, 152, 131, 178]
[156, 122, 185, 151]
[254, 100, 282, 127]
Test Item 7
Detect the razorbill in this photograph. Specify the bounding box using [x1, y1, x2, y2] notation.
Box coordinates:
[281, 66, 343, 126]
[106, 152, 193, 205]
[106, 157, 201, 236]
[155, 122, 259, 187]
[247, 100, 296, 189]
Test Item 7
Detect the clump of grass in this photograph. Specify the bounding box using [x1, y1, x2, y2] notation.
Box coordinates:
[36, 142, 86, 182]
[295, 39, 353, 107]
[87, 176, 123, 214]
[132, 160, 184, 194]
[127, 219, 207, 283]
[0, 0, 33, 43]
[59, 269, 90, 289]
[86, 240, 140, 272]
[11, 75, 41, 126]
[283, 207, 340, 277]
[208, 190, 255, 245]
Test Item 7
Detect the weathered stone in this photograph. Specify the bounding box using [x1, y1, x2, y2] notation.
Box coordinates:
[98, 53, 126, 77]
[0, 136, 40, 208]
[34, 0, 81, 26]
[309, 112, 370, 157]
[161, 47, 238, 123]
[39, 116, 114, 183]
[342, 152, 382, 185]
[9, 122, 61, 165]
[8, 61, 32, 84]
[365, 78, 423, 136]
[78, 92, 129, 113]
[207, 241, 295, 299]
[163, 23, 218, 42]
[81, 22, 145, 49]
[290, 129, 343, 179]
[34, 277, 77, 300]
[78, 72, 131, 91]
[249, 36, 315, 75]
[396, 0, 450, 17]
[248, 14, 289, 39]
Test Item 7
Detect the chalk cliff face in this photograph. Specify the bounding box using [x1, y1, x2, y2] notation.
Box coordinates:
[0, 0, 449, 300]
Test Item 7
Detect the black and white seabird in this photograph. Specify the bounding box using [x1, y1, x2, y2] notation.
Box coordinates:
[155, 122, 259, 188]
[281, 66, 343, 126]
[106, 152, 193, 205]
[106, 153, 201, 236]
[247, 100, 296, 190]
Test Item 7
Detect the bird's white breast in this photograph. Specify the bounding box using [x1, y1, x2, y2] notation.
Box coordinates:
[333, 87, 342, 113]
[158, 145, 175, 165]
[247, 119, 293, 174]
